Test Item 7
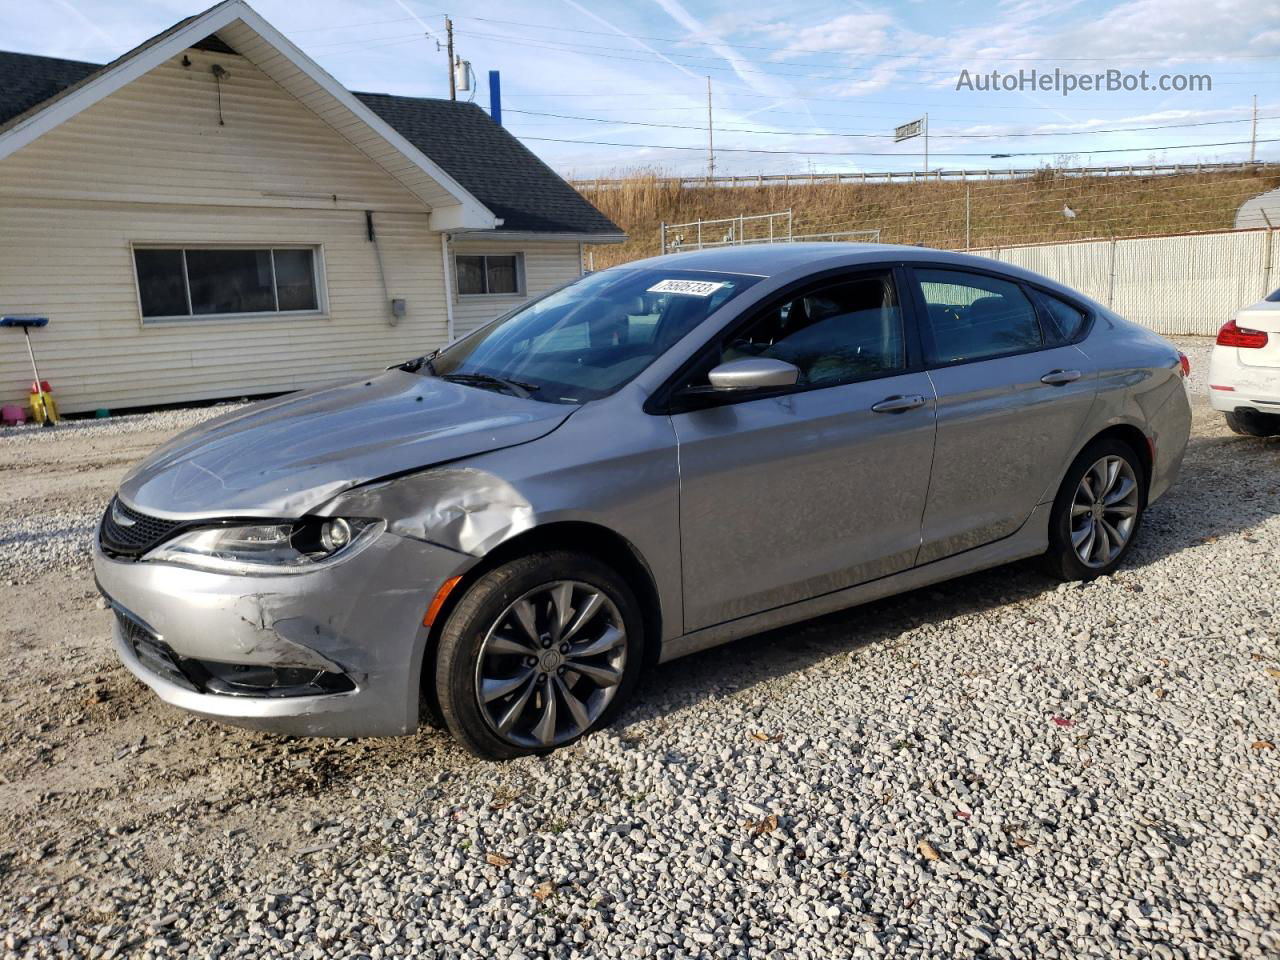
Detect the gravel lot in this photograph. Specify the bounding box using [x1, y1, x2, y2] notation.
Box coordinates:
[1, 337, 1277, 959]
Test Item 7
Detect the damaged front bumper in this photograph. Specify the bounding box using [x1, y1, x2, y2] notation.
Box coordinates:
[93, 529, 474, 737]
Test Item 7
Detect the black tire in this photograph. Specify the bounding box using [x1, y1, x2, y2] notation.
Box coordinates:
[434, 551, 645, 760]
[1225, 409, 1280, 437]
[1041, 437, 1148, 582]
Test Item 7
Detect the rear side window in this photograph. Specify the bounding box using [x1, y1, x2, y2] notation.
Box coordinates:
[1037, 291, 1089, 344]
[914, 269, 1042, 364]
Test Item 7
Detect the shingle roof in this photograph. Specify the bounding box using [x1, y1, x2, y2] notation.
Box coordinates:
[354, 93, 620, 236]
[0, 51, 101, 134]
[0, 45, 621, 237]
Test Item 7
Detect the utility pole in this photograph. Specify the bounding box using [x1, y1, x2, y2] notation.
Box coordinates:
[1251, 94, 1258, 163]
[924, 112, 929, 176]
[446, 16, 456, 101]
[706, 76, 715, 185]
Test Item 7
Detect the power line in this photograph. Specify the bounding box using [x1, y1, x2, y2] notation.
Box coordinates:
[499, 91, 1244, 114]
[452, 27, 1277, 81]
[505, 108, 1276, 140]
[502, 91, 1256, 116]
[520, 135, 1280, 158]
[439, 13, 1280, 64]
[449, 29, 1279, 86]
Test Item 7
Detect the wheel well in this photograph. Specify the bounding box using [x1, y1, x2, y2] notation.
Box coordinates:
[423, 522, 664, 691]
[1088, 423, 1153, 488]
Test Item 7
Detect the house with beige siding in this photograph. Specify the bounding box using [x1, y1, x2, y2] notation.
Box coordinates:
[0, 0, 623, 414]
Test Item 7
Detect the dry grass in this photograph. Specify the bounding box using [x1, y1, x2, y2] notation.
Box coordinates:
[580, 167, 1280, 269]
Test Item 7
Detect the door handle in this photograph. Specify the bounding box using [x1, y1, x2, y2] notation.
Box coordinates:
[1041, 369, 1082, 385]
[871, 394, 927, 413]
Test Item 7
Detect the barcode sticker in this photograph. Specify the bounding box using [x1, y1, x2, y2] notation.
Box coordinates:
[647, 279, 727, 297]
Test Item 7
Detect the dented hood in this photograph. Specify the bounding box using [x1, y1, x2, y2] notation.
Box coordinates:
[118, 370, 574, 518]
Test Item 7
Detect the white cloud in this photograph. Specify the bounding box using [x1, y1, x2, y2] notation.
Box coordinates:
[648, 0, 793, 99]
[768, 12, 899, 60]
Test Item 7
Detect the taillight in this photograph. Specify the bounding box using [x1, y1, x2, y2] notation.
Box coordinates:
[1217, 319, 1269, 349]
[1178, 352, 1190, 377]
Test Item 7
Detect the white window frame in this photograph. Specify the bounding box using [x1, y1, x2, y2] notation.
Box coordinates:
[131, 242, 329, 324]
[455, 251, 525, 298]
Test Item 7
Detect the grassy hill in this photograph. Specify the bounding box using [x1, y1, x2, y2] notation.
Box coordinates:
[578, 166, 1280, 270]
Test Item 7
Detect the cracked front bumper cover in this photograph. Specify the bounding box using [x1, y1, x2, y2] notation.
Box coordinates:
[94, 528, 474, 737]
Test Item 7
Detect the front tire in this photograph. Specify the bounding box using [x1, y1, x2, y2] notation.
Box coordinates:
[434, 551, 645, 760]
[1225, 409, 1280, 437]
[1042, 437, 1147, 581]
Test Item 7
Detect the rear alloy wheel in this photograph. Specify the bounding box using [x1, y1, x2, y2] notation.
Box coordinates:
[1225, 409, 1280, 437]
[435, 552, 644, 760]
[1043, 438, 1147, 581]
[1068, 455, 1140, 568]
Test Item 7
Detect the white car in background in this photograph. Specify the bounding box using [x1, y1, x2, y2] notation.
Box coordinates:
[1210, 290, 1280, 436]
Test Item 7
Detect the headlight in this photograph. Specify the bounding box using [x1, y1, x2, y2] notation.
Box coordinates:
[144, 518, 380, 575]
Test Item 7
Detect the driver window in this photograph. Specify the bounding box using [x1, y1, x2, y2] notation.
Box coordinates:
[716, 270, 905, 387]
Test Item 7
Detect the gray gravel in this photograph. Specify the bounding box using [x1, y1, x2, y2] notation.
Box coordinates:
[2, 337, 1278, 959]
[0, 403, 243, 583]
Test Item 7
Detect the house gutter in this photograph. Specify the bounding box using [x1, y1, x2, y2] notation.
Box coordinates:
[444, 229, 627, 245]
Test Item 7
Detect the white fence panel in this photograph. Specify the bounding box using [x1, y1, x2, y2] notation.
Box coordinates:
[999, 240, 1113, 307]
[1112, 232, 1269, 336]
[1268, 233, 1280, 296]
[970, 231, 1276, 336]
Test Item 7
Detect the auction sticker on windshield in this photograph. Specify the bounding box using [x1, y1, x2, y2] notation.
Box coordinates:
[647, 279, 727, 297]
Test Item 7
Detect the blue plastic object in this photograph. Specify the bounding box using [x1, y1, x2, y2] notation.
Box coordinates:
[1, 316, 49, 328]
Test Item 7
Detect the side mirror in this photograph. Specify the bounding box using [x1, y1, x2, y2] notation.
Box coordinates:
[706, 357, 799, 391]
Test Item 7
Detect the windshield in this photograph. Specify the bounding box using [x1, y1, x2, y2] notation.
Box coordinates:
[429, 267, 760, 403]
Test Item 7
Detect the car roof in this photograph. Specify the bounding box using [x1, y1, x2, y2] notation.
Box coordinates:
[618, 242, 1092, 305]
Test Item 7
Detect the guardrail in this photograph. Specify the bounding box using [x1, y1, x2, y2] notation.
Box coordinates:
[574, 161, 1278, 191]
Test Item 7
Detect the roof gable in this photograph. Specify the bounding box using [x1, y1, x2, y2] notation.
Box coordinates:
[0, 1, 493, 230]
[0, 1, 621, 238]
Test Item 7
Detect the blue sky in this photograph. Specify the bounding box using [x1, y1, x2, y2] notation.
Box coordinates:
[3, 0, 1278, 176]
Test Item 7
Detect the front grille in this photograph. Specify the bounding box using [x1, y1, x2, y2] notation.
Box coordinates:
[116, 611, 199, 692]
[100, 496, 183, 558]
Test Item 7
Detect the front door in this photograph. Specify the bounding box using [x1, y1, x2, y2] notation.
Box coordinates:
[670, 268, 937, 632]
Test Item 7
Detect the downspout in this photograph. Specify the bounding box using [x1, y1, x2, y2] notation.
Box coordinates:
[441, 231, 455, 342]
[365, 210, 396, 326]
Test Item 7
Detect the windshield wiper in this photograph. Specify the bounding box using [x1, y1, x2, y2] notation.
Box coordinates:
[441, 373, 540, 399]
[395, 349, 439, 375]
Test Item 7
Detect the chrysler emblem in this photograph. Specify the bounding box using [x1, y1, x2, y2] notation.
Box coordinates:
[110, 500, 137, 528]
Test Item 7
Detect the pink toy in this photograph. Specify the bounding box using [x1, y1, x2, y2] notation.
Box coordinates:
[1, 403, 26, 426]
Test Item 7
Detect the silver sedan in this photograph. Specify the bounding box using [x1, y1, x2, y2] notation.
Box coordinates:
[94, 245, 1192, 759]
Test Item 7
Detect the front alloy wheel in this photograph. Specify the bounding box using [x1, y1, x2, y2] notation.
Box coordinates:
[434, 551, 644, 760]
[476, 581, 627, 749]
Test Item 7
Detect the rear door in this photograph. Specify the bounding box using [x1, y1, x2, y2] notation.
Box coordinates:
[908, 266, 1098, 564]
[669, 267, 938, 631]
